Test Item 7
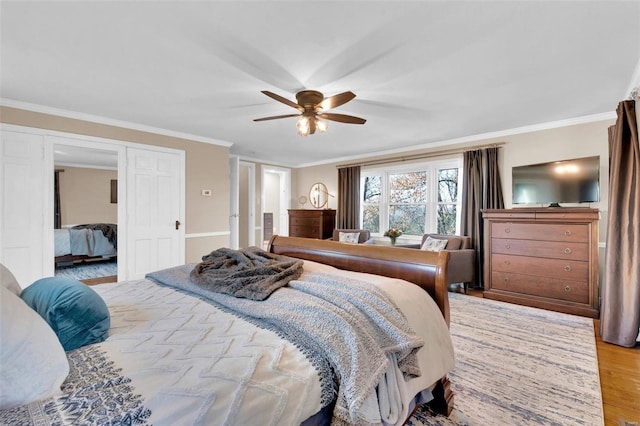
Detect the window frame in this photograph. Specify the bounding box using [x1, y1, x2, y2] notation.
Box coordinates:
[360, 157, 463, 241]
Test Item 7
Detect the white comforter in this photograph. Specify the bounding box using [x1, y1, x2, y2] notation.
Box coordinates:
[54, 260, 455, 425]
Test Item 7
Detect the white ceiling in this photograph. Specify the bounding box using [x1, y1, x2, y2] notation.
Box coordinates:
[2, 1, 639, 168]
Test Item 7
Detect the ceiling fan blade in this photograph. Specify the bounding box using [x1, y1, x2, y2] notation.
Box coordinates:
[318, 113, 366, 125]
[253, 113, 301, 122]
[261, 91, 304, 111]
[319, 91, 356, 110]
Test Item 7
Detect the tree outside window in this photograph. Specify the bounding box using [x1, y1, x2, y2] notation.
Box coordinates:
[388, 171, 427, 235]
[437, 168, 458, 234]
[362, 175, 381, 233]
[360, 160, 461, 238]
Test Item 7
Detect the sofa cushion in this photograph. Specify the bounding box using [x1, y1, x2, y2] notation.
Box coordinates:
[420, 236, 449, 252]
[421, 234, 469, 250]
[441, 237, 462, 250]
[339, 232, 361, 244]
[332, 229, 371, 243]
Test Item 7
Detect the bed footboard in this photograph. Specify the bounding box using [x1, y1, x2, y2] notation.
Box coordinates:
[267, 235, 450, 327]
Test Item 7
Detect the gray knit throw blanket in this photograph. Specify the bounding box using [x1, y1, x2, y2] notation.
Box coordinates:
[190, 246, 303, 300]
[147, 264, 424, 424]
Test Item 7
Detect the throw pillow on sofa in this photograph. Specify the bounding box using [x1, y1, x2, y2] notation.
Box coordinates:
[420, 236, 448, 252]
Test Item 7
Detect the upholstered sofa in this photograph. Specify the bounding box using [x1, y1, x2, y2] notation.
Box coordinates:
[408, 233, 476, 292]
[330, 229, 372, 244]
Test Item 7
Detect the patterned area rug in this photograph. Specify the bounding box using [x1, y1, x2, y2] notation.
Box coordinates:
[55, 259, 117, 280]
[408, 293, 603, 426]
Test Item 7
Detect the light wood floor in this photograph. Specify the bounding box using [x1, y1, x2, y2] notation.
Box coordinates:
[81, 275, 117, 286]
[466, 288, 640, 425]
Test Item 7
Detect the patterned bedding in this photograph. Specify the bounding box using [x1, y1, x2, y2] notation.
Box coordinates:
[54, 226, 117, 258]
[0, 260, 454, 425]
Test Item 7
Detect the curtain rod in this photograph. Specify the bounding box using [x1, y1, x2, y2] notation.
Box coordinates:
[336, 142, 505, 169]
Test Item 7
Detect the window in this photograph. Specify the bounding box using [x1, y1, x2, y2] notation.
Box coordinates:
[360, 159, 462, 239]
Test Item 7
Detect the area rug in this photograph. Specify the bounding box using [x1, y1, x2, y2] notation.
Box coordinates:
[408, 293, 603, 426]
[55, 259, 117, 280]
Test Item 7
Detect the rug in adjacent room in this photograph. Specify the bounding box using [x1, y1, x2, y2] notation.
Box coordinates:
[55, 259, 117, 280]
[408, 293, 603, 426]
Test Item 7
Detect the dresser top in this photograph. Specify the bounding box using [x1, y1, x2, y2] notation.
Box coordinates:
[483, 208, 599, 220]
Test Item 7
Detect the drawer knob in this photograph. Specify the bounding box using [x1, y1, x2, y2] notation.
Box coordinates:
[564, 248, 572, 254]
[504, 244, 511, 249]
[564, 230, 572, 236]
[504, 228, 510, 233]
[564, 285, 572, 292]
[504, 260, 510, 265]
[564, 265, 572, 272]
[503, 277, 510, 283]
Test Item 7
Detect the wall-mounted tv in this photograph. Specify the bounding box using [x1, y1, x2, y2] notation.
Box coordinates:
[512, 156, 600, 205]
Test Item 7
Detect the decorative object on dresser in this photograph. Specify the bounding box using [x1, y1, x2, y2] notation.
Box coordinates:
[483, 208, 599, 318]
[288, 209, 336, 239]
[309, 182, 333, 209]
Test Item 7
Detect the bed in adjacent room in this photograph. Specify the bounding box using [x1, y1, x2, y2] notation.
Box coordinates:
[1, 236, 455, 425]
[54, 223, 117, 266]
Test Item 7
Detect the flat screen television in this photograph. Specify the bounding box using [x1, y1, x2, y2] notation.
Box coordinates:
[512, 156, 600, 205]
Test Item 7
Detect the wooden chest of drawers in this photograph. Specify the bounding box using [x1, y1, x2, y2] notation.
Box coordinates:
[288, 209, 336, 240]
[483, 209, 599, 318]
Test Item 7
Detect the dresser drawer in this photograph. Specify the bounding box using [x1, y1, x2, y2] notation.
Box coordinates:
[491, 223, 589, 243]
[491, 238, 589, 261]
[491, 271, 589, 304]
[289, 225, 319, 237]
[535, 211, 600, 221]
[491, 254, 589, 281]
[290, 216, 320, 226]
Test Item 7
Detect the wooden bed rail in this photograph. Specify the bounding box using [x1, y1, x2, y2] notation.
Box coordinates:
[267, 235, 451, 326]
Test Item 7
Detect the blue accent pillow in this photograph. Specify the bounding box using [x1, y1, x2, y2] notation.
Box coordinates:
[20, 277, 110, 351]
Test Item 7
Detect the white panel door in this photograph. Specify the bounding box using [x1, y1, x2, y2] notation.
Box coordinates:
[126, 147, 184, 279]
[0, 130, 49, 287]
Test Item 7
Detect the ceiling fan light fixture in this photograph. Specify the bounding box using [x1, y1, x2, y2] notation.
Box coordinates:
[297, 116, 310, 136]
[316, 118, 328, 133]
[255, 90, 365, 136]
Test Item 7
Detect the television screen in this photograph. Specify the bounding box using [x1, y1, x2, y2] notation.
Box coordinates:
[512, 156, 600, 205]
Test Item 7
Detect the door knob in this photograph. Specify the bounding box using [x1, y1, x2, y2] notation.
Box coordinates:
[175, 220, 181, 230]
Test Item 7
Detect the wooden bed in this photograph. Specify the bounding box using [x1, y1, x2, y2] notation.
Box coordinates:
[54, 225, 117, 267]
[268, 235, 455, 416]
[2, 236, 455, 425]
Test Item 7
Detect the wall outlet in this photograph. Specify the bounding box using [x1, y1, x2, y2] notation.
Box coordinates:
[201, 189, 212, 196]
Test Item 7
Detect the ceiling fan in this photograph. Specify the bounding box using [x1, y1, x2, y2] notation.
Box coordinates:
[254, 90, 366, 136]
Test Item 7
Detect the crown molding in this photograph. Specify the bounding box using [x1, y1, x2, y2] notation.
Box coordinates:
[0, 98, 234, 148]
[1, 98, 616, 169]
[296, 111, 617, 168]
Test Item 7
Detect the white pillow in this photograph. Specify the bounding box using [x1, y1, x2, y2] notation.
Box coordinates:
[339, 232, 360, 244]
[0, 286, 69, 409]
[420, 236, 448, 252]
[0, 263, 22, 296]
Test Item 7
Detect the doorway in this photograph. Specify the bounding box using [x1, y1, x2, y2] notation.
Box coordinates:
[1, 125, 185, 285]
[261, 165, 291, 245]
[52, 141, 123, 283]
[238, 161, 255, 249]
[53, 145, 119, 283]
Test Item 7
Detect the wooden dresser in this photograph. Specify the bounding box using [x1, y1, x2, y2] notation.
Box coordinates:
[288, 209, 336, 239]
[483, 208, 599, 318]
